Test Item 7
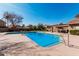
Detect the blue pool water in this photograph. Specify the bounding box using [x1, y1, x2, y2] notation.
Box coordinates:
[25, 32, 61, 47]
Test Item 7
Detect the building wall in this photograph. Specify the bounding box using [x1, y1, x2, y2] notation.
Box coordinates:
[46, 27, 53, 32]
[69, 24, 79, 30]
[0, 20, 6, 27]
[74, 26, 79, 30]
[63, 26, 69, 30]
[52, 25, 69, 32]
[53, 26, 58, 32]
[46, 24, 79, 32]
[0, 28, 8, 32]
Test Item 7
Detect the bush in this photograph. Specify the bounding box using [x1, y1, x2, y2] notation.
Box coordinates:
[70, 30, 79, 35]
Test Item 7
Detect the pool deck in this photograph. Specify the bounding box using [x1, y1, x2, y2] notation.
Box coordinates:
[0, 32, 79, 56]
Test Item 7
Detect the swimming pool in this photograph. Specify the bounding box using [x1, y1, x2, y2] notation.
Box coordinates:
[25, 32, 62, 47]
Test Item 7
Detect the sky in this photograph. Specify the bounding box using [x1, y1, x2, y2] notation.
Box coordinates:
[0, 3, 79, 25]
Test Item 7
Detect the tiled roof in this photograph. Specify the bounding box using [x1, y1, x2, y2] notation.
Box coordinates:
[52, 24, 68, 27]
[69, 18, 79, 24]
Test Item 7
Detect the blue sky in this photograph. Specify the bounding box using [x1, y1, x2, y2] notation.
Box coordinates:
[0, 3, 79, 25]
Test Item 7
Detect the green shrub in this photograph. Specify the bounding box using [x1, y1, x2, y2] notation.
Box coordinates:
[70, 30, 79, 35]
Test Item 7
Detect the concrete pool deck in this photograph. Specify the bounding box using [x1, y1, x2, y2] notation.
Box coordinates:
[0, 32, 79, 56]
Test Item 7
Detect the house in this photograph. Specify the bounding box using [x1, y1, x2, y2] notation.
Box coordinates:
[0, 20, 8, 32]
[46, 25, 53, 32]
[0, 20, 6, 27]
[46, 15, 79, 33]
[68, 18, 79, 30]
[52, 24, 69, 33]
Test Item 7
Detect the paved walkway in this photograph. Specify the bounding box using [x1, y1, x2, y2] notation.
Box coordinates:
[0, 32, 79, 56]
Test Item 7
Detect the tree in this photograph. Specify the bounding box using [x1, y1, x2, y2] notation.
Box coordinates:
[33, 25, 37, 30]
[3, 12, 23, 28]
[27, 24, 46, 31]
[37, 24, 46, 31]
[22, 24, 25, 28]
[75, 14, 79, 18]
[59, 23, 64, 25]
[27, 24, 34, 30]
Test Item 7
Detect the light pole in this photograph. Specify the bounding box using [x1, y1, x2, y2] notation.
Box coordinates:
[68, 24, 70, 47]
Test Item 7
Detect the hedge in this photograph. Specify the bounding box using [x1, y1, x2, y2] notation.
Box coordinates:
[70, 30, 79, 35]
